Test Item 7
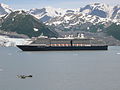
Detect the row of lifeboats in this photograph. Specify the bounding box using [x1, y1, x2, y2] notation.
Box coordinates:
[49, 44, 91, 46]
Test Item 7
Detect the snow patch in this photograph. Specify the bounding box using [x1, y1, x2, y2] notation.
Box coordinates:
[53, 21, 62, 25]
[87, 27, 90, 30]
[116, 23, 120, 25]
[82, 9, 91, 14]
[69, 21, 79, 26]
[12, 18, 14, 21]
[33, 28, 39, 32]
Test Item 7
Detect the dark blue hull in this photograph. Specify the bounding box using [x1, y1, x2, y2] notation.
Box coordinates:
[17, 45, 108, 51]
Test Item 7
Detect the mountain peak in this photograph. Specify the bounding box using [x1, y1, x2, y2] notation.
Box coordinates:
[80, 3, 112, 18]
[29, 7, 68, 22]
[0, 3, 12, 15]
[0, 11, 59, 38]
[0, 3, 9, 8]
[91, 3, 108, 6]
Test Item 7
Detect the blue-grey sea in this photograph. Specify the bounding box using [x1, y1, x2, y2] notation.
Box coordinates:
[0, 46, 120, 90]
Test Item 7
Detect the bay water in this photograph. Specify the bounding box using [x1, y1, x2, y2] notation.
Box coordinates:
[0, 46, 120, 90]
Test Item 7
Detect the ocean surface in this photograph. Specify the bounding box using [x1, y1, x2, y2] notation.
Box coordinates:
[0, 46, 120, 90]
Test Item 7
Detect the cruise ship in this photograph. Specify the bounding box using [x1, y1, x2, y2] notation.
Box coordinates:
[17, 34, 108, 51]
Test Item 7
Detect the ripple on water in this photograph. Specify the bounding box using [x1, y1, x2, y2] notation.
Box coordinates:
[116, 53, 120, 55]
[0, 68, 3, 72]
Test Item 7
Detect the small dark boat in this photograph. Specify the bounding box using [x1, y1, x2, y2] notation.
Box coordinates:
[17, 75, 33, 79]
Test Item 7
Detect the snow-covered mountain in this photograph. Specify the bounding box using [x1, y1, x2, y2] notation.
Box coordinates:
[28, 6, 80, 22]
[0, 10, 59, 38]
[46, 12, 113, 32]
[44, 3, 120, 32]
[112, 5, 120, 19]
[0, 3, 120, 34]
[0, 3, 120, 22]
[0, 3, 12, 17]
[28, 3, 120, 23]
[0, 3, 120, 43]
[80, 3, 112, 18]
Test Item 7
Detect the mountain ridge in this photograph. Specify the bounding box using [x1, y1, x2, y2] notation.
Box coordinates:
[0, 3, 120, 41]
[0, 10, 59, 38]
[28, 3, 120, 22]
[0, 3, 12, 16]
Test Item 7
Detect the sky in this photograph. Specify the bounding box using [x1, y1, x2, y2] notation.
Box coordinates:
[0, 0, 120, 10]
